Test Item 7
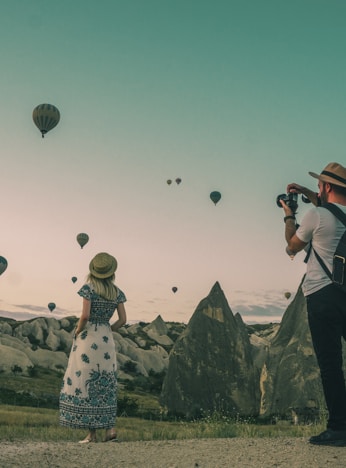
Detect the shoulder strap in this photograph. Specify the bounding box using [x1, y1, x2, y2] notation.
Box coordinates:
[312, 247, 332, 279]
[322, 203, 346, 226]
[304, 242, 312, 264]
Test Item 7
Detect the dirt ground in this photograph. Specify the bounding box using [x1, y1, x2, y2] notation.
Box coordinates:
[1, 438, 346, 468]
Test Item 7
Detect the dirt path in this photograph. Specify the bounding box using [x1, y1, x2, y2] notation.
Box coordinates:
[1, 438, 346, 467]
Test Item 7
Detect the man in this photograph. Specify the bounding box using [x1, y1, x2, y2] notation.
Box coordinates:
[281, 162, 346, 446]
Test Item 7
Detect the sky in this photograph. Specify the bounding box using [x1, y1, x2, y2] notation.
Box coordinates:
[0, 0, 345, 325]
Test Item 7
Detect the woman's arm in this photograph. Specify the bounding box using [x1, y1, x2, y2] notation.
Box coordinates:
[75, 298, 91, 336]
[111, 302, 127, 332]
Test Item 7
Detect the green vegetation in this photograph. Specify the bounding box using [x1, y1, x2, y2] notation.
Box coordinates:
[0, 364, 166, 420]
[0, 404, 325, 442]
[0, 367, 62, 409]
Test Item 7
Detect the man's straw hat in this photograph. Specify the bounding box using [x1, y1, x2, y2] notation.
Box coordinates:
[309, 162, 346, 188]
[89, 252, 117, 279]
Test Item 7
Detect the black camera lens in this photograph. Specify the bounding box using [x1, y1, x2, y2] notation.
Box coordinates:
[276, 194, 287, 208]
[276, 193, 298, 213]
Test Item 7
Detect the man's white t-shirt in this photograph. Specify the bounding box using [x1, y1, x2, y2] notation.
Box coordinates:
[296, 203, 346, 296]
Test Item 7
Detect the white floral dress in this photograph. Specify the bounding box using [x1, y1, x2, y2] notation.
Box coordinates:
[59, 284, 126, 429]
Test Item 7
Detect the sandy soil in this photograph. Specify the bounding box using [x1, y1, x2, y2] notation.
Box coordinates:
[1, 438, 346, 468]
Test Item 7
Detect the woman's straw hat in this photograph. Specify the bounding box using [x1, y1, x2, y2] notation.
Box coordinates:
[89, 252, 117, 279]
[309, 162, 346, 188]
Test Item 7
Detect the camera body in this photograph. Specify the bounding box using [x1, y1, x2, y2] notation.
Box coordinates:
[276, 193, 311, 214]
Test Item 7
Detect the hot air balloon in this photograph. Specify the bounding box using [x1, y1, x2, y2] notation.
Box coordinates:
[77, 233, 89, 249]
[210, 191, 221, 205]
[71, 276, 77, 283]
[167, 179, 172, 185]
[284, 292, 291, 300]
[32, 103, 60, 138]
[48, 302, 56, 312]
[175, 178, 182, 185]
[172, 286, 178, 293]
[0, 256, 8, 275]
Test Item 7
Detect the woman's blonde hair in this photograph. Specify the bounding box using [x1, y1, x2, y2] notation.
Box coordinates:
[87, 273, 118, 301]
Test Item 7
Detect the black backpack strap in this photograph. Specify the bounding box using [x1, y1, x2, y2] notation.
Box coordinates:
[304, 242, 312, 264]
[322, 203, 346, 226]
[312, 246, 332, 279]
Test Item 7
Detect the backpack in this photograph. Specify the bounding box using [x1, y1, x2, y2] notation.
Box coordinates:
[306, 203, 346, 293]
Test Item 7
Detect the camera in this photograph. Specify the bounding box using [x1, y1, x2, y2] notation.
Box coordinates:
[276, 193, 311, 214]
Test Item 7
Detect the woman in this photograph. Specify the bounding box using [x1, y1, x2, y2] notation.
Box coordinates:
[59, 252, 127, 443]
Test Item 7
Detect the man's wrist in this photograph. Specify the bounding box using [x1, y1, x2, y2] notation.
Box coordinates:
[284, 215, 296, 222]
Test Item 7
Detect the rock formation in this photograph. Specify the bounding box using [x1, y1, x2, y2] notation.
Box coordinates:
[257, 279, 346, 421]
[160, 282, 259, 418]
[0, 314, 177, 380]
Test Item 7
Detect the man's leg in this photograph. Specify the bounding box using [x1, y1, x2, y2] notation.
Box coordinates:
[307, 285, 346, 431]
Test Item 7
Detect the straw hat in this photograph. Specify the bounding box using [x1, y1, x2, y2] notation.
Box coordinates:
[309, 162, 346, 188]
[89, 252, 117, 278]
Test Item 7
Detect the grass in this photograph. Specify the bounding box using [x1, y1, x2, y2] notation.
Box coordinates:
[0, 405, 325, 442]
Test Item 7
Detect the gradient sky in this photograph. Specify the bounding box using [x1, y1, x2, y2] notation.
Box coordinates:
[1, 0, 345, 324]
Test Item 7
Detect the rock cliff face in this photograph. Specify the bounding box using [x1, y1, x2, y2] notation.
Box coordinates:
[257, 279, 346, 420]
[160, 282, 259, 417]
[258, 281, 318, 417]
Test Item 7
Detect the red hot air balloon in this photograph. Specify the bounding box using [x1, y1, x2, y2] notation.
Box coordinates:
[48, 302, 56, 312]
[32, 104, 60, 138]
[172, 286, 178, 293]
[175, 178, 182, 185]
[76, 233, 89, 249]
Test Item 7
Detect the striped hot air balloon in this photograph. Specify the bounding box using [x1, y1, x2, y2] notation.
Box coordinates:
[32, 103, 60, 138]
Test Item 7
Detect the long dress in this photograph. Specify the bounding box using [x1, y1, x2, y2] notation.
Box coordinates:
[59, 283, 126, 429]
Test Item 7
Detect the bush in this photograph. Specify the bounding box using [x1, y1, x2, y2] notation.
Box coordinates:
[124, 379, 135, 391]
[28, 366, 38, 378]
[121, 360, 138, 374]
[148, 369, 166, 394]
[11, 365, 23, 376]
[117, 396, 139, 416]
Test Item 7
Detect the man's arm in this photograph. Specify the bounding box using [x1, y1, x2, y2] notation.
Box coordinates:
[285, 232, 307, 256]
[281, 201, 308, 256]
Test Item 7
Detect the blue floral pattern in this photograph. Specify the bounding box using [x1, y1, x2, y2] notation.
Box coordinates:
[59, 284, 126, 429]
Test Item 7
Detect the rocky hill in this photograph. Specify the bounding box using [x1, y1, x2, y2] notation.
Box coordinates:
[160, 282, 259, 418]
[160, 280, 346, 422]
[1, 280, 344, 421]
[0, 314, 184, 380]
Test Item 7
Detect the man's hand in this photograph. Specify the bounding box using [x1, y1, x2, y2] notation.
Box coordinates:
[286, 183, 319, 206]
[280, 199, 294, 217]
[286, 182, 305, 194]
